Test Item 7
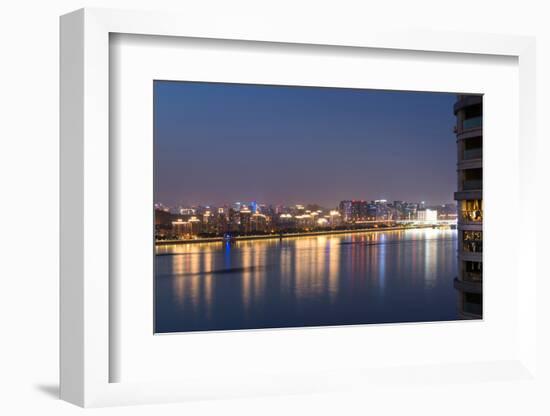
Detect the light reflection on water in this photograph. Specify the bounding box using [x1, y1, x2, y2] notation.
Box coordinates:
[155, 229, 458, 333]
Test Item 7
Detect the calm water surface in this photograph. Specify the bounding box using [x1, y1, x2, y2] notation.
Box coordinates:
[155, 228, 458, 333]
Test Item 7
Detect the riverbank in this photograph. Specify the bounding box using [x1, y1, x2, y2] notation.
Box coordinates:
[155, 224, 444, 246]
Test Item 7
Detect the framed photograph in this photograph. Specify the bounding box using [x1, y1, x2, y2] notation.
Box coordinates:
[153, 81, 480, 334]
[60, 8, 538, 407]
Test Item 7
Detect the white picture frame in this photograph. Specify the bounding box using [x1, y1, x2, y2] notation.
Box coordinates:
[60, 7, 538, 408]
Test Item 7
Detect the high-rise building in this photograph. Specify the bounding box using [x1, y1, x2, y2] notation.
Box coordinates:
[202, 210, 214, 233]
[228, 208, 240, 232]
[239, 208, 252, 233]
[171, 218, 191, 239]
[171, 216, 202, 239]
[453, 94, 483, 319]
[215, 208, 229, 234]
[250, 213, 268, 232]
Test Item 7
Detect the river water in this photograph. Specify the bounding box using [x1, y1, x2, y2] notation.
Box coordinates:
[155, 228, 458, 333]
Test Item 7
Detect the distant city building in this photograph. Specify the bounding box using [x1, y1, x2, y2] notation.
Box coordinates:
[155, 208, 175, 239]
[171, 216, 202, 239]
[366, 203, 378, 220]
[202, 210, 215, 233]
[239, 209, 252, 233]
[350, 200, 369, 221]
[250, 213, 268, 232]
[155, 208, 172, 226]
[435, 203, 458, 221]
[317, 218, 329, 227]
[329, 210, 342, 226]
[228, 208, 240, 232]
[417, 209, 438, 223]
[172, 218, 192, 239]
[393, 201, 404, 218]
[154, 202, 170, 212]
[402, 202, 418, 220]
[294, 214, 314, 229]
[453, 94, 483, 319]
[373, 200, 392, 221]
[339, 200, 353, 222]
[293, 204, 306, 216]
[278, 213, 296, 229]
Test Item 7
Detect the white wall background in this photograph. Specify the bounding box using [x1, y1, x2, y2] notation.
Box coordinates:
[1, 1, 549, 414]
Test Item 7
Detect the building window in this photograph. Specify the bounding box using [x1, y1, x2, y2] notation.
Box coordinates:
[461, 104, 482, 130]
[462, 116, 482, 130]
[463, 230, 482, 253]
[462, 136, 482, 160]
[461, 199, 483, 222]
[463, 261, 482, 283]
[462, 168, 482, 191]
[463, 292, 482, 316]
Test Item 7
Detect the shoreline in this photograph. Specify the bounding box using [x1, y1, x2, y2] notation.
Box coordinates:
[155, 224, 449, 246]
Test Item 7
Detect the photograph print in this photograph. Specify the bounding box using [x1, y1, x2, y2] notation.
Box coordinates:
[153, 81, 483, 333]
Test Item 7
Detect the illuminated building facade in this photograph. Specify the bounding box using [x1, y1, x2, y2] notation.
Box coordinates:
[239, 209, 252, 233]
[339, 200, 371, 222]
[417, 209, 438, 223]
[339, 200, 353, 222]
[328, 210, 342, 226]
[171, 217, 203, 239]
[277, 213, 295, 229]
[155, 196, 454, 241]
[453, 94, 483, 319]
[294, 214, 314, 229]
[250, 213, 268, 232]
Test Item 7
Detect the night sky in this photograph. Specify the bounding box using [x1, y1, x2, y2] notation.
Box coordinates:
[154, 81, 457, 209]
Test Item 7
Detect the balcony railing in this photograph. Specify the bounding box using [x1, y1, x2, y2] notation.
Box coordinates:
[463, 272, 482, 283]
[463, 240, 483, 253]
[462, 116, 482, 130]
[463, 148, 482, 160]
[462, 179, 482, 191]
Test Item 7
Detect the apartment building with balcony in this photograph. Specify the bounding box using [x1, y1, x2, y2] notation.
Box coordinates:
[453, 94, 483, 319]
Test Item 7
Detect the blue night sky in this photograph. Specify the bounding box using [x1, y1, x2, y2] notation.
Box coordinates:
[154, 81, 457, 209]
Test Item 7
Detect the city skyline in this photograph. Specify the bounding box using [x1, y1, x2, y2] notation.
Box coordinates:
[155, 198, 456, 213]
[154, 81, 457, 208]
[155, 196, 457, 242]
